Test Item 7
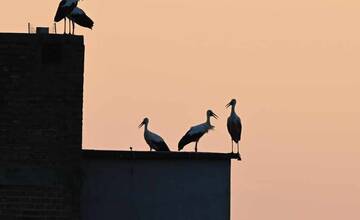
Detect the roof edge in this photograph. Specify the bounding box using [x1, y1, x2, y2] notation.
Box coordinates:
[0, 32, 83, 41]
[82, 149, 241, 161]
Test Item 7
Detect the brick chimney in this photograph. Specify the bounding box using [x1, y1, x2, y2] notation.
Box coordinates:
[0, 32, 84, 219]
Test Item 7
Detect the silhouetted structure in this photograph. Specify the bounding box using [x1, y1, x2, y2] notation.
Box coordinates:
[139, 117, 170, 151]
[178, 110, 218, 152]
[0, 31, 239, 220]
[82, 150, 239, 220]
[226, 99, 242, 154]
[0, 31, 84, 219]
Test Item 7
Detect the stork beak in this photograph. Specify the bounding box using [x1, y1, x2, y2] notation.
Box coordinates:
[212, 112, 219, 119]
[138, 121, 144, 128]
[226, 102, 231, 108]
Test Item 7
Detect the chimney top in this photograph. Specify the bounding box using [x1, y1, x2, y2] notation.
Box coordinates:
[36, 27, 49, 34]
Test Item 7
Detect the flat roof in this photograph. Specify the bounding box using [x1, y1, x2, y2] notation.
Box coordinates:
[82, 150, 241, 161]
[0, 32, 83, 43]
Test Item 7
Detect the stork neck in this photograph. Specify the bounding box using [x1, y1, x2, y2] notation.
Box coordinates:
[206, 115, 211, 125]
[143, 123, 148, 132]
[231, 105, 236, 114]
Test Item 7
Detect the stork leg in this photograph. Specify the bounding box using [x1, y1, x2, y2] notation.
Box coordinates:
[237, 142, 239, 154]
[231, 140, 234, 153]
[195, 141, 198, 152]
[68, 19, 72, 35]
[64, 18, 66, 34]
[72, 21, 75, 35]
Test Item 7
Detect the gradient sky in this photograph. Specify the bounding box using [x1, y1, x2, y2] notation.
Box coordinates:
[2, 1, 360, 219]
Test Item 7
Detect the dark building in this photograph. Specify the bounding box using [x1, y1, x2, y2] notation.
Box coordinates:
[82, 150, 238, 220]
[0, 32, 84, 219]
[0, 31, 239, 220]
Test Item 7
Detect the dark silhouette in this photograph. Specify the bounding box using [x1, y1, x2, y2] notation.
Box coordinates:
[178, 110, 218, 152]
[0, 33, 84, 219]
[139, 118, 170, 152]
[226, 99, 242, 154]
[67, 7, 94, 34]
[54, 0, 79, 34]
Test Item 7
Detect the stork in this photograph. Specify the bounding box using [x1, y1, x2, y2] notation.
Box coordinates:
[226, 99, 242, 154]
[67, 7, 94, 34]
[139, 118, 170, 152]
[178, 110, 218, 152]
[54, 0, 79, 34]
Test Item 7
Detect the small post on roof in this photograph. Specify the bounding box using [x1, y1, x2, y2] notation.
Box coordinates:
[54, 23, 57, 34]
[27, 22, 30, 34]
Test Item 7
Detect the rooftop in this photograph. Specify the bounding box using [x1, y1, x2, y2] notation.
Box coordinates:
[0, 32, 83, 42]
[82, 149, 241, 161]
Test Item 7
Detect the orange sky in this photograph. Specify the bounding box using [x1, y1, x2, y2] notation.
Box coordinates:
[2, 1, 360, 219]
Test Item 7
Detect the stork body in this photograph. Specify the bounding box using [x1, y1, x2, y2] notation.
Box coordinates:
[226, 99, 242, 154]
[139, 118, 170, 152]
[54, 0, 79, 34]
[67, 7, 94, 34]
[178, 110, 218, 152]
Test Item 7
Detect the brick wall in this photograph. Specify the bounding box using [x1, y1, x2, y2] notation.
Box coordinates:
[0, 185, 76, 219]
[0, 33, 84, 219]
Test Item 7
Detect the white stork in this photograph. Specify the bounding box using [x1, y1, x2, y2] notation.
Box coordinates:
[139, 118, 170, 152]
[226, 99, 242, 154]
[178, 110, 218, 152]
[54, 0, 79, 34]
[67, 7, 94, 35]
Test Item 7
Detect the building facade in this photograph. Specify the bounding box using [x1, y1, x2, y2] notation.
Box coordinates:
[82, 150, 236, 220]
[0, 32, 84, 219]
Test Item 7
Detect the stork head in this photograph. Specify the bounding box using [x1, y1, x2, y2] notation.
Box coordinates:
[207, 110, 219, 119]
[138, 117, 149, 128]
[226, 99, 237, 108]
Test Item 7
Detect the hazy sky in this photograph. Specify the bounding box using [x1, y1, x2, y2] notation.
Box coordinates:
[2, 1, 360, 219]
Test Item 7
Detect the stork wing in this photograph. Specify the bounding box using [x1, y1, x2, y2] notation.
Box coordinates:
[54, 0, 78, 22]
[227, 116, 242, 142]
[54, 1, 67, 22]
[69, 12, 94, 29]
[149, 132, 170, 151]
[154, 140, 170, 151]
[178, 124, 207, 150]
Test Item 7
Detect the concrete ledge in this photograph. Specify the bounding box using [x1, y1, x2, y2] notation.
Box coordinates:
[82, 149, 241, 161]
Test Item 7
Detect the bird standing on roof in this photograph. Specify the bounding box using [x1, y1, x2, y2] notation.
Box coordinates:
[139, 118, 170, 152]
[67, 7, 94, 34]
[226, 99, 242, 154]
[178, 110, 218, 152]
[54, 0, 79, 34]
